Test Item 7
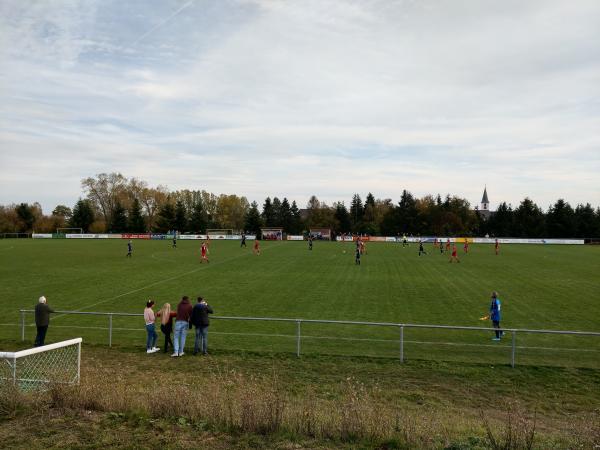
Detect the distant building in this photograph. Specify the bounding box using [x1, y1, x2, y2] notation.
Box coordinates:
[475, 186, 494, 220]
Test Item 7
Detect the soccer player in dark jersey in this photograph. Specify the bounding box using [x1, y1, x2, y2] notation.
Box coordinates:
[495, 238, 500, 255]
[240, 232, 247, 248]
[308, 235, 313, 250]
[418, 240, 427, 256]
[355, 246, 361, 265]
[126, 240, 133, 257]
[172, 233, 177, 248]
[440, 241, 444, 254]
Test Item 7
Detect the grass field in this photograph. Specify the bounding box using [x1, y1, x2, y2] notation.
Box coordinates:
[1, 238, 599, 368]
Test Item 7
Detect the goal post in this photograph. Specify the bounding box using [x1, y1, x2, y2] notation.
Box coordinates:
[56, 227, 83, 235]
[206, 229, 233, 236]
[0, 338, 82, 390]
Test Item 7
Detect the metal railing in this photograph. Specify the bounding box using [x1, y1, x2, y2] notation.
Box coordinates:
[18, 309, 600, 368]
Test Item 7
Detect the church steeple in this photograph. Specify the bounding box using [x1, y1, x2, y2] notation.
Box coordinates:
[481, 186, 489, 211]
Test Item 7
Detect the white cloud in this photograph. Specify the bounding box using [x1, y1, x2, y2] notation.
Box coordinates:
[0, 0, 599, 212]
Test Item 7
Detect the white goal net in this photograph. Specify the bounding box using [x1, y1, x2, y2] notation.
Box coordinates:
[0, 338, 81, 390]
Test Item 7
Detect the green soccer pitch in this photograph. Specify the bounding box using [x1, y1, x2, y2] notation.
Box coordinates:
[1, 238, 599, 367]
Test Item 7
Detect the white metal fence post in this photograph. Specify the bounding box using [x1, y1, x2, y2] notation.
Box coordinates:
[296, 320, 301, 357]
[400, 325, 404, 363]
[77, 341, 81, 384]
[511, 331, 516, 368]
[20, 310, 25, 342]
[12, 356, 17, 385]
[108, 314, 113, 347]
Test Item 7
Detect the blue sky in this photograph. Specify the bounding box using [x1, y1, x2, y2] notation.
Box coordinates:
[1, 0, 599, 213]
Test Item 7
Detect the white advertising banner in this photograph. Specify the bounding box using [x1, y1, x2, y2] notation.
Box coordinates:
[287, 235, 304, 241]
[32, 234, 53, 239]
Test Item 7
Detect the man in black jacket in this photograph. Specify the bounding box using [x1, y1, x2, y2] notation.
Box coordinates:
[34, 296, 54, 347]
[190, 296, 213, 355]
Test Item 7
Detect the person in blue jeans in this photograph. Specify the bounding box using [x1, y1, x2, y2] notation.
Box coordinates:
[172, 296, 193, 357]
[489, 291, 503, 340]
[144, 300, 159, 353]
[190, 296, 214, 355]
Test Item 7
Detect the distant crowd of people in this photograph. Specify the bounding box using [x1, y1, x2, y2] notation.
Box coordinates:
[144, 296, 213, 356]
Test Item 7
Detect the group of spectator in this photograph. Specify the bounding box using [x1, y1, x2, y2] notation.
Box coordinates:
[144, 296, 213, 357]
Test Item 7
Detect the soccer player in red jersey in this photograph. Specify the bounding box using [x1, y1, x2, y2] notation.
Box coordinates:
[200, 242, 209, 263]
[495, 238, 499, 255]
[463, 240, 469, 253]
[445, 239, 451, 252]
[253, 239, 261, 255]
[449, 244, 460, 263]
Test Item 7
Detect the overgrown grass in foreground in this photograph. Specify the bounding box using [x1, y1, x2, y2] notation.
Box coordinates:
[1, 344, 599, 449]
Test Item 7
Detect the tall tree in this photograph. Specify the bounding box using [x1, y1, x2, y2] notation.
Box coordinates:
[280, 198, 292, 232]
[155, 201, 176, 232]
[262, 197, 275, 227]
[15, 203, 36, 232]
[574, 203, 598, 238]
[513, 198, 545, 238]
[174, 200, 188, 232]
[128, 198, 146, 232]
[334, 202, 351, 233]
[244, 201, 263, 236]
[271, 197, 282, 226]
[189, 199, 208, 233]
[69, 199, 95, 232]
[81, 173, 127, 225]
[289, 200, 303, 234]
[52, 205, 72, 219]
[349, 194, 364, 232]
[109, 201, 128, 233]
[488, 202, 514, 237]
[546, 199, 576, 238]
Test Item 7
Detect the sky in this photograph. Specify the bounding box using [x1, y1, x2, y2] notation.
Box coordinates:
[1, 0, 599, 213]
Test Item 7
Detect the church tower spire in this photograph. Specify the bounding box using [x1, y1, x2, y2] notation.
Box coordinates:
[481, 186, 489, 211]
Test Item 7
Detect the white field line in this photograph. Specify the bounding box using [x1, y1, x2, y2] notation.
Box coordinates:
[52, 242, 284, 319]
[0, 246, 15, 251]
[11, 323, 600, 353]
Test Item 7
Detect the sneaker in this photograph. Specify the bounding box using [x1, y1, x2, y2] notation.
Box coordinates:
[492, 337, 501, 341]
[171, 352, 179, 357]
[152, 347, 160, 352]
[179, 352, 185, 357]
[147, 349, 153, 353]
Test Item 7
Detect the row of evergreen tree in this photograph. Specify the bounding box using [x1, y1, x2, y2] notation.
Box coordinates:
[67, 192, 600, 238]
